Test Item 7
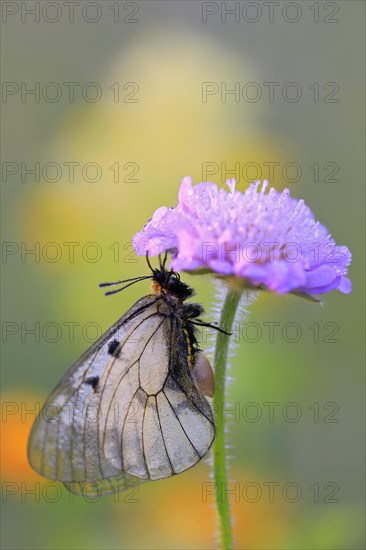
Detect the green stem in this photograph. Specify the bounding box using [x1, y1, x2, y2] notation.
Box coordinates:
[213, 288, 242, 550]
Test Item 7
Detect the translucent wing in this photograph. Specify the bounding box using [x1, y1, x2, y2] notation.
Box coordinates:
[28, 295, 215, 496]
[28, 296, 158, 494]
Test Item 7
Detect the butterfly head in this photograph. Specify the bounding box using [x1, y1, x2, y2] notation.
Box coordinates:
[99, 253, 193, 300]
[151, 267, 194, 302]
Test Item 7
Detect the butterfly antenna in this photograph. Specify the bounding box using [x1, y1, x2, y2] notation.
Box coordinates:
[158, 254, 163, 270]
[146, 252, 154, 274]
[99, 275, 151, 288]
[103, 277, 152, 296]
[162, 251, 168, 268]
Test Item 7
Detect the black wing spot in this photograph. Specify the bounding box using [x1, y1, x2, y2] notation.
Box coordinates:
[84, 376, 100, 391]
[107, 339, 121, 357]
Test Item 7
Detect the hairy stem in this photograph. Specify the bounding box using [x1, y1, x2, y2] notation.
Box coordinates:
[212, 288, 242, 550]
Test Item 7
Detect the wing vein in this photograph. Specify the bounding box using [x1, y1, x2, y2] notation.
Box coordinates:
[120, 386, 140, 471]
[155, 394, 174, 473]
[141, 394, 150, 479]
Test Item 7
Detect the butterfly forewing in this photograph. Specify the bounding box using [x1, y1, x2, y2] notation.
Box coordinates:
[28, 294, 215, 495]
[28, 296, 157, 486]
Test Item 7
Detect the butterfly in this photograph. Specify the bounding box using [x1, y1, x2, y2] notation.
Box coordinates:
[28, 254, 227, 497]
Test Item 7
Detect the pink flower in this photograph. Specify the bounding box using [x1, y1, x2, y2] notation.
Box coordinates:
[133, 177, 352, 295]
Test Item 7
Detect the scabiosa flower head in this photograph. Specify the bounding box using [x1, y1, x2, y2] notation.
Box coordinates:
[133, 177, 352, 295]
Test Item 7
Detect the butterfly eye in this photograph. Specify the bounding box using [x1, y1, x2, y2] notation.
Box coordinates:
[168, 272, 180, 282]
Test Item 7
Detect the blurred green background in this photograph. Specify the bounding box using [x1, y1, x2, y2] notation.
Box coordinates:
[1, 1, 364, 549]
